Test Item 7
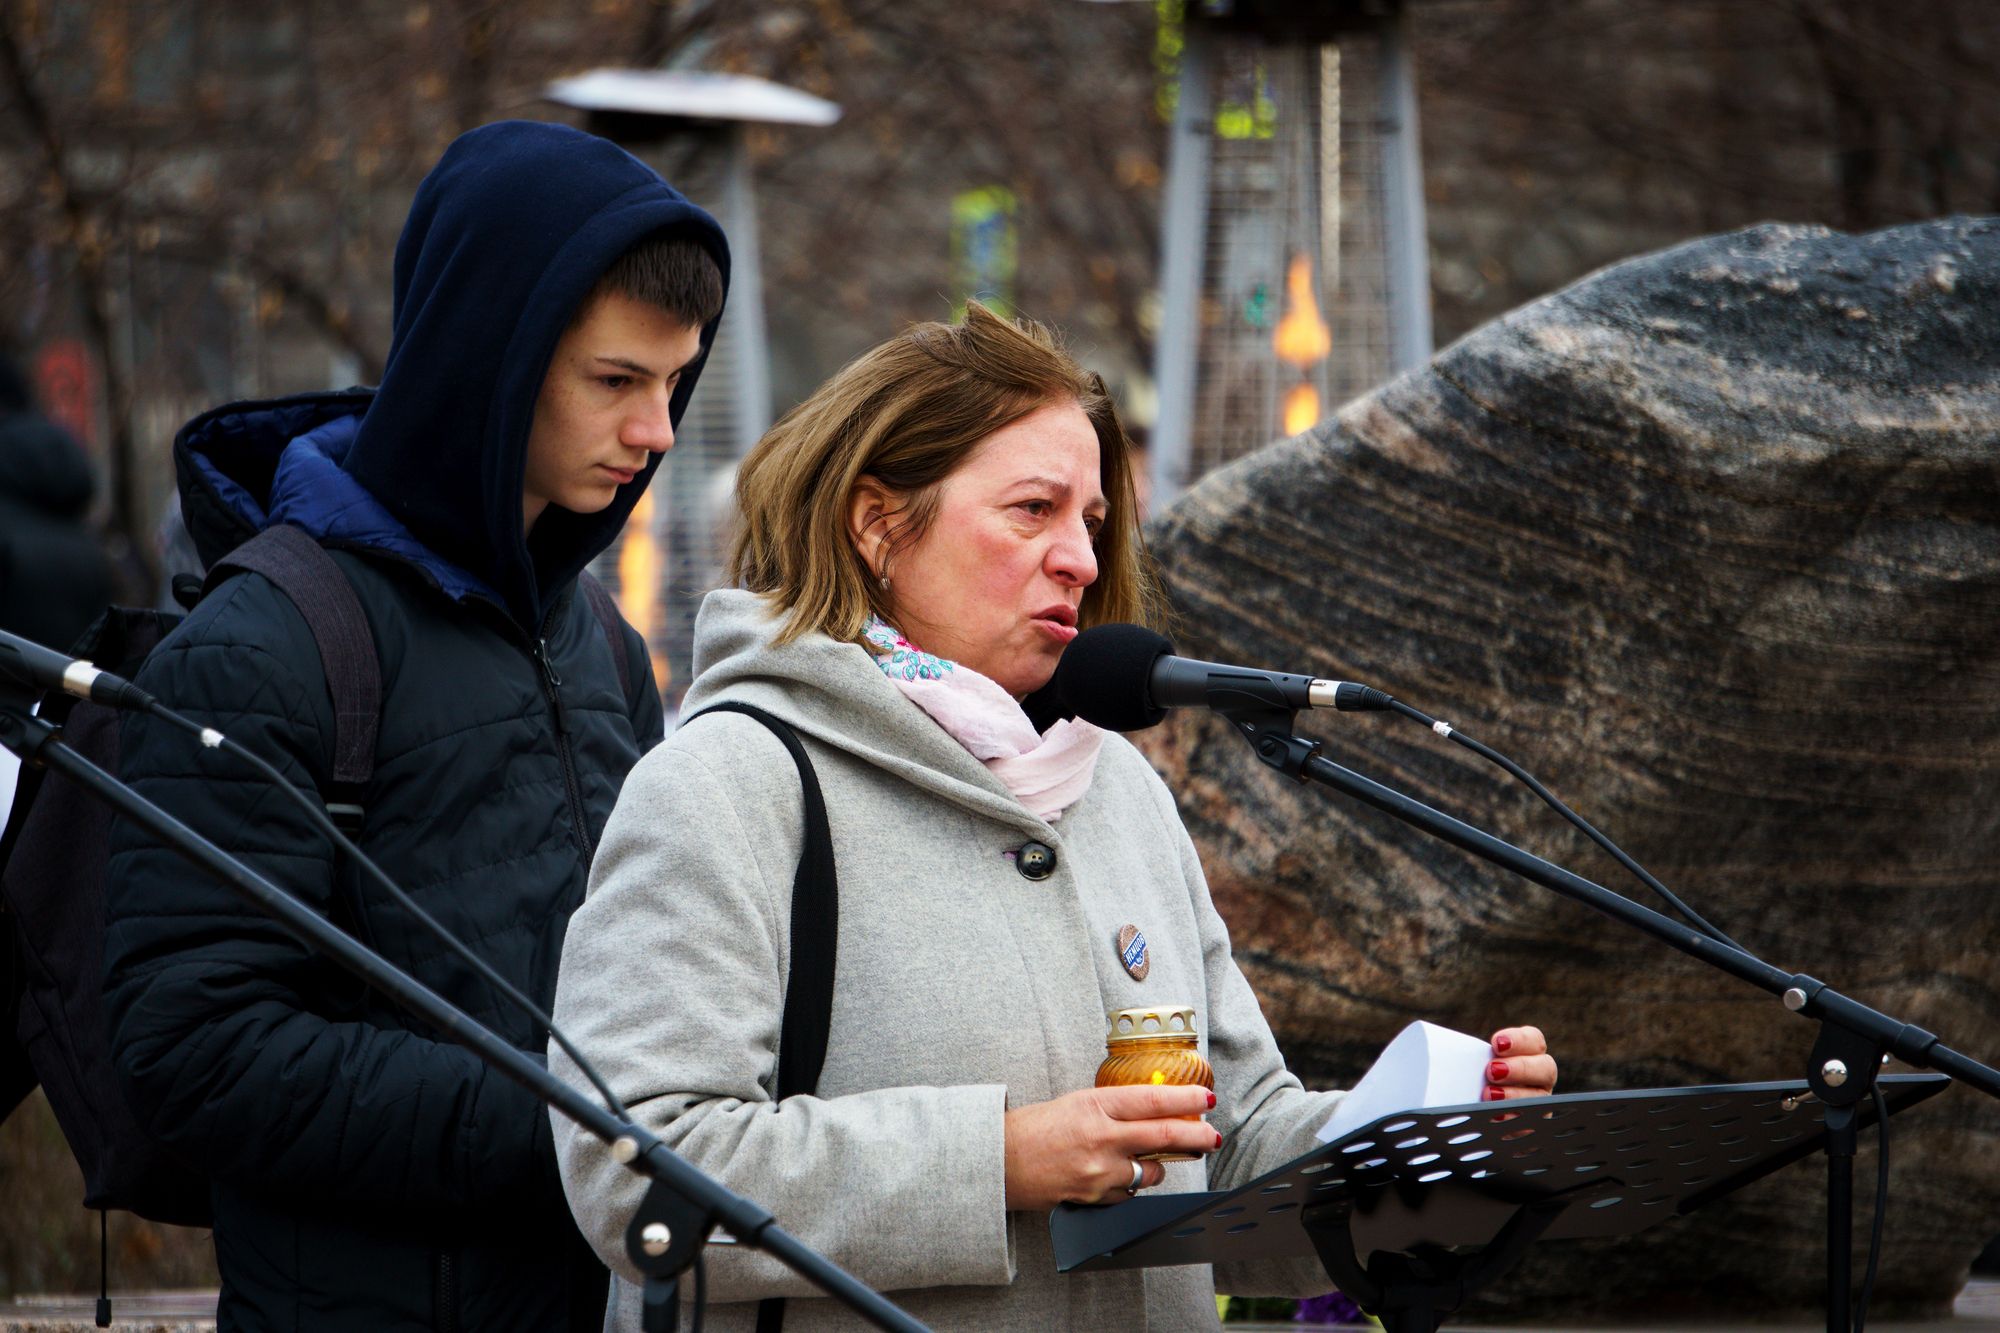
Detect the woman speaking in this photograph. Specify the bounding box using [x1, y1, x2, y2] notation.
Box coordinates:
[548, 304, 1555, 1330]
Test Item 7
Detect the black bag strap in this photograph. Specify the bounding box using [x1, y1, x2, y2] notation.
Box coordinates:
[682, 702, 837, 1098]
[576, 572, 633, 704]
[681, 701, 836, 1333]
[205, 525, 379, 829]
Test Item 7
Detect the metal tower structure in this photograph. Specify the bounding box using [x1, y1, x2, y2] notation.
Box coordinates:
[1148, 0, 1433, 506]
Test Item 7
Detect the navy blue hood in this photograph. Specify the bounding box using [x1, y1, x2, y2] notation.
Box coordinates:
[175, 121, 729, 628]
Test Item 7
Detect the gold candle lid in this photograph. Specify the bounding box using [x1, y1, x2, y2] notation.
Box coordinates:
[1106, 1003, 1199, 1045]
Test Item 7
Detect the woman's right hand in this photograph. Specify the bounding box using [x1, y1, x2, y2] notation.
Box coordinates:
[1002, 1084, 1218, 1210]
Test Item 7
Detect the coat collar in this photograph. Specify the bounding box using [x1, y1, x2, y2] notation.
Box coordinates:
[680, 590, 1064, 842]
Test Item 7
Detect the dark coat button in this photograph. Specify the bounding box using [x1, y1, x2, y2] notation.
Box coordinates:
[1016, 841, 1057, 880]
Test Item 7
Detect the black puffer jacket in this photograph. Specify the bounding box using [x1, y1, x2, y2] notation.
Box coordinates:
[102, 122, 728, 1332]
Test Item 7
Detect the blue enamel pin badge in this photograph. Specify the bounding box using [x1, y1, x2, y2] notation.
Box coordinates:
[1117, 923, 1150, 981]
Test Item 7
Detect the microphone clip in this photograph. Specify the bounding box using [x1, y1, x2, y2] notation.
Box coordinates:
[1213, 697, 1323, 782]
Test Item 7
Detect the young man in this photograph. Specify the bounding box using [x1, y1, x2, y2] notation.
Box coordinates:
[102, 122, 727, 1331]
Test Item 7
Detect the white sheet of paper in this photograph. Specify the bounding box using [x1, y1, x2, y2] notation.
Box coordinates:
[0, 699, 38, 842]
[1316, 1020, 1495, 1143]
[0, 745, 17, 837]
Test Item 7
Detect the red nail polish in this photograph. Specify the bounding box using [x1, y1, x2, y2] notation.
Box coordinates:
[1494, 1034, 1512, 1053]
[1206, 1091, 1217, 1109]
[1213, 1130, 1224, 1149]
[1485, 1086, 1505, 1101]
[1489, 1060, 1509, 1082]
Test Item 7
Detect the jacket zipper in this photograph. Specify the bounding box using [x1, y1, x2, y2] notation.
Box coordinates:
[333, 554, 598, 859]
[531, 622, 595, 860]
[434, 1250, 460, 1333]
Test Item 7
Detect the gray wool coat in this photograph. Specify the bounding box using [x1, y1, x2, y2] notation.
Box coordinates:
[549, 590, 1346, 1331]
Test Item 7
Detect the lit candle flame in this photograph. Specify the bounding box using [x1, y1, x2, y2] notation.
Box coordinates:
[1273, 253, 1331, 367]
[1274, 252, 1330, 436]
[1283, 384, 1322, 437]
[616, 488, 669, 690]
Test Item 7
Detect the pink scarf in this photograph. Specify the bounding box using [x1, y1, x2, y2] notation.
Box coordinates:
[863, 618, 1105, 822]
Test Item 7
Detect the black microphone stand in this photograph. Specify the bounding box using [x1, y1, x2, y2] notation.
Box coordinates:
[1202, 686, 1999, 1333]
[0, 695, 928, 1333]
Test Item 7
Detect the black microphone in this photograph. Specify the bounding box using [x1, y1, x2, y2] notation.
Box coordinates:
[0, 626, 154, 711]
[1046, 624, 1392, 732]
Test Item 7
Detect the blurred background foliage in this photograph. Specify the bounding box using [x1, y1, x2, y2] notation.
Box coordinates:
[3, 0, 1996, 580]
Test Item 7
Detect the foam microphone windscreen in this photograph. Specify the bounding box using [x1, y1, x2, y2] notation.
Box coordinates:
[1050, 623, 1175, 732]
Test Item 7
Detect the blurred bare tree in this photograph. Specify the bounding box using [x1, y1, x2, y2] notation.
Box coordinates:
[0, 0, 729, 578]
[0, 0, 1163, 578]
[688, 1, 1165, 397]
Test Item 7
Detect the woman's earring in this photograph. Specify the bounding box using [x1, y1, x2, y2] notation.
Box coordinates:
[879, 574, 891, 592]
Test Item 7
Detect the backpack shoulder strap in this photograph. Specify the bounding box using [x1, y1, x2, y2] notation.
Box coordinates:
[205, 526, 379, 824]
[576, 572, 633, 703]
[680, 702, 836, 1101]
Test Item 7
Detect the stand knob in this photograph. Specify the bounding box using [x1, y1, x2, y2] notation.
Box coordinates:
[1782, 987, 1808, 1011]
[1821, 1058, 1849, 1087]
[642, 1222, 672, 1257]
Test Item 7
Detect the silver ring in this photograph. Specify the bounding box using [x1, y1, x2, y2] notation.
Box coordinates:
[1126, 1159, 1146, 1194]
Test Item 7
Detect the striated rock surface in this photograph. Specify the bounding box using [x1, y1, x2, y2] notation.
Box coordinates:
[1140, 218, 2000, 1319]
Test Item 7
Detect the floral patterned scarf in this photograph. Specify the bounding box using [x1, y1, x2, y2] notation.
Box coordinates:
[862, 617, 1105, 822]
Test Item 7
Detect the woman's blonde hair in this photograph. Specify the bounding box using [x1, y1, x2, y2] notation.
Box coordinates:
[730, 302, 1163, 645]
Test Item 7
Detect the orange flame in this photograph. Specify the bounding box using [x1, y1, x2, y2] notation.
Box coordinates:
[616, 488, 670, 690]
[1274, 253, 1330, 436]
[1283, 384, 1322, 437]
[1272, 253, 1331, 367]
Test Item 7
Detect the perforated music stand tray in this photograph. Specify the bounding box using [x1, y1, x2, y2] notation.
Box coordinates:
[1051, 1074, 1948, 1333]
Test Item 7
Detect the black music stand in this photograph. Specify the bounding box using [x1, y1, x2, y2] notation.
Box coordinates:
[1051, 1075, 1948, 1333]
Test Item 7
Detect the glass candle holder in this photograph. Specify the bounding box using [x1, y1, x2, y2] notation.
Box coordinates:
[1095, 1003, 1215, 1161]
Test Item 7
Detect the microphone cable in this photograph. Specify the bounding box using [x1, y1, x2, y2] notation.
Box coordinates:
[1372, 689, 1890, 1329]
[1376, 695, 1745, 953]
[1050, 623, 1892, 1327]
[141, 697, 633, 1121]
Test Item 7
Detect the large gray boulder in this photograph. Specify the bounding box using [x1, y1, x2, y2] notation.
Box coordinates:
[1141, 218, 2000, 1319]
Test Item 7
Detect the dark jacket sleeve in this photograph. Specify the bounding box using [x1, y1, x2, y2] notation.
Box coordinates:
[102, 574, 560, 1210]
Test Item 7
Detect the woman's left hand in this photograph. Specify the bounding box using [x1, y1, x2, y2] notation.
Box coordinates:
[1485, 1026, 1558, 1100]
